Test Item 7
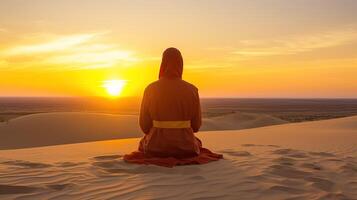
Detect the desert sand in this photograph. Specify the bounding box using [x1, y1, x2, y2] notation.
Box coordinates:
[0, 115, 356, 199]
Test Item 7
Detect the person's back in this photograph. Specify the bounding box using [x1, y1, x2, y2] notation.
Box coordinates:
[124, 47, 222, 167]
[139, 78, 202, 157]
[138, 48, 201, 157]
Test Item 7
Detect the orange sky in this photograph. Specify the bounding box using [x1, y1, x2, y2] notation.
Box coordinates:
[1, 0, 357, 98]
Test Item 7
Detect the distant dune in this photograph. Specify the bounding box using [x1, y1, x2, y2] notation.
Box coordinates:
[0, 112, 287, 150]
[0, 112, 141, 150]
[0, 116, 356, 199]
[202, 112, 287, 131]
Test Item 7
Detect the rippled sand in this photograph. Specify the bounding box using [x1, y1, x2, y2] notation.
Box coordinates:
[0, 116, 356, 199]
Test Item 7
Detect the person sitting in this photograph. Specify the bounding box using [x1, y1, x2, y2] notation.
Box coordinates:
[124, 47, 223, 167]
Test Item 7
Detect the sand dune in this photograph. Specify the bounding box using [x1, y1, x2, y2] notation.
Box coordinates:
[0, 116, 356, 199]
[0, 112, 141, 150]
[0, 112, 287, 150]
[201, 112, 287, 131]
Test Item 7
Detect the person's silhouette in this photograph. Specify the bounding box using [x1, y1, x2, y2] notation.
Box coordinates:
[124, 48, 222, 167]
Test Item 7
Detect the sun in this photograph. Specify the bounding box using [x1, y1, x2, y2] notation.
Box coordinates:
[103, 79, 126, 97]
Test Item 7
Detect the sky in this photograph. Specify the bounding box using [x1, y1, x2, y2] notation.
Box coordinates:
[1, 0, 357, 98]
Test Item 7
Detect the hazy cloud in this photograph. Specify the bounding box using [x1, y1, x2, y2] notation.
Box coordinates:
[0, 32, 137, 70]
[233, 29, 357, 57]
[4, 33, 96, 56]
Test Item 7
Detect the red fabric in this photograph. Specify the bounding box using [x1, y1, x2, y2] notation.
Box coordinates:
[124, 147, 223, 168]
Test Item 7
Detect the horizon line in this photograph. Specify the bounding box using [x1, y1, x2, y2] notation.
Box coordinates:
[1, 96, 357, 100]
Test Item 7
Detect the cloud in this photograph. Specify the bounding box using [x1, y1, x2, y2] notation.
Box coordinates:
[0, 32, 137, 70]
[233, 29, 357, 57]
[4, 33, 96, 56]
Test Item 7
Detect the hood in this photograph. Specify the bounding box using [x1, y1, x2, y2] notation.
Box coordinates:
[159, 47, 183, 79]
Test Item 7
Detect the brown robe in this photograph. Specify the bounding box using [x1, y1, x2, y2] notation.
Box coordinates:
[138, 77, 202, 157]
[124, 48, 222, 167]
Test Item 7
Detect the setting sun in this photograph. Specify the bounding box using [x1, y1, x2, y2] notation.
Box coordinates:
[103, 80, 126, 97]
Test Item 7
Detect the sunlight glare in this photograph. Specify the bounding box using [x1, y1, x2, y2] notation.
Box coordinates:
[103, 79, 126, 97]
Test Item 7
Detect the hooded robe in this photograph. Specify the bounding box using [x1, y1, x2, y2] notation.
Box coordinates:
[123, 48, 223, 167]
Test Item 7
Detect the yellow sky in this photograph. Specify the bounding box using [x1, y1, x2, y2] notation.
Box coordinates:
[1, 0, 357, 98]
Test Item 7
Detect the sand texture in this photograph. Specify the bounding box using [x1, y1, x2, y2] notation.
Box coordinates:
[0, 116, 356, 199]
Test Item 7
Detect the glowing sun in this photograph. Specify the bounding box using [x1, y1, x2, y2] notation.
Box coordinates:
[103, 79, 126, 97]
